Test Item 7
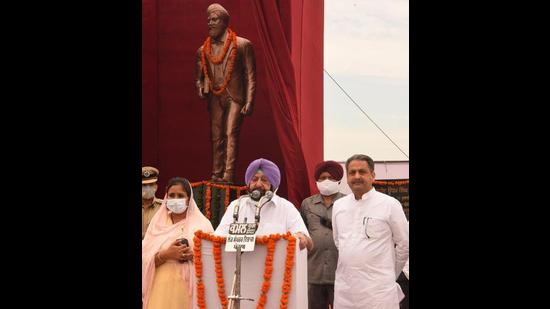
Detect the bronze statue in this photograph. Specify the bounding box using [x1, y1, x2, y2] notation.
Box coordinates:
[195, 3, 256, 183]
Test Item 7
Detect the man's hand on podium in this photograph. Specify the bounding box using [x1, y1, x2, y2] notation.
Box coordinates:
[295, 232, 313, 251]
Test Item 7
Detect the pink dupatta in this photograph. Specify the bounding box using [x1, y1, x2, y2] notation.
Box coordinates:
[142, 190, 214, 308]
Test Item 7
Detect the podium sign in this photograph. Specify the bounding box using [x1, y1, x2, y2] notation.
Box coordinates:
[225, 223, 258, 252]
[194, 236, 308, 309]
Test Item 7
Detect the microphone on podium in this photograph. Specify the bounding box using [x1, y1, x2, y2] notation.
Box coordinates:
[250, 189, 262, 201]
[255, 190, 274, 224]
[233, 190, 262, 223]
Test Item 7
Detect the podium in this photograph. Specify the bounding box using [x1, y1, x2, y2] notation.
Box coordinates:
[193, 231, 308, 309]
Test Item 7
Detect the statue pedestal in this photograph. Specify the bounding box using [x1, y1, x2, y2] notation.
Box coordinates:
[191, 181, 248, 229]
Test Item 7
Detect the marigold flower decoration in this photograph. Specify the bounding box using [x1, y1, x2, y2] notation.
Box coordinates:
[205, 184, 212, 219]
[194, 230, 206, 309]
[194, 231, 296, 309]
[213, 241, 228, 309]
[280, 233, 296, 309]
[200, 28, 238, 96]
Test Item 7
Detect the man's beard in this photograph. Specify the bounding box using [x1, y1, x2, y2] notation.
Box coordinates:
[208, 26, 225, 39]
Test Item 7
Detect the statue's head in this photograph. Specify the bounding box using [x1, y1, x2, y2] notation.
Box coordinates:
[207, 3, 229, 39]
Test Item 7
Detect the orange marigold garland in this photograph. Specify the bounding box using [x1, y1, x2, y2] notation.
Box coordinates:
[213, 241, 228, 309]
[191, 181, 247, 219]
[194, 231, 206, 309]
[205, 183, 212, 219]
[195, 231, 229, 309]
[204, 28, 235, 65]
[280, 233, 296, 309]
[200, 28, 238, 96]
[194, 231, 296, 309]
[256, 236, 276, 309]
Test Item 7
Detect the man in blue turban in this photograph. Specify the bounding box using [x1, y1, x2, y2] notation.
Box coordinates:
[215, 158, 313, 250]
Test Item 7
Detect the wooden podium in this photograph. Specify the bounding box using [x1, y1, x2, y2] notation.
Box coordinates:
[193, 232, 308, 309]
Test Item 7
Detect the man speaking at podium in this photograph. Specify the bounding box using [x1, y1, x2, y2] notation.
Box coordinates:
[215, 158, 313, 251]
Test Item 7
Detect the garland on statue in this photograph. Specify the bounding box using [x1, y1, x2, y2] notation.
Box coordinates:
[200, 28, 238, 96]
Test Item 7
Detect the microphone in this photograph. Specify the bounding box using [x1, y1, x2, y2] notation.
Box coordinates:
[263, 191, 274, 203]
[255, 191, 274, 223]
[250, 189, 261, 201]
[233, 194, 250, 222]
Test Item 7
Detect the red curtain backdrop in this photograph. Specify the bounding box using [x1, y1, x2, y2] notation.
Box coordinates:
[142, 0, 323, 207]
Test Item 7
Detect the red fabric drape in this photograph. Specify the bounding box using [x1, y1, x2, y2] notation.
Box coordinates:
[142, 0, 323, 207]
[249, 0, 310, 207]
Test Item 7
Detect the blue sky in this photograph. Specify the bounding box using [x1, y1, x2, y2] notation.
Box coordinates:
[324, 0, 409, 161]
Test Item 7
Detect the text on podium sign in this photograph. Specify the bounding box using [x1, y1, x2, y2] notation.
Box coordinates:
[225, 223, 258, 252]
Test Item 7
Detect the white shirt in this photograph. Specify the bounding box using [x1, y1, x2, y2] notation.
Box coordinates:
[215, 194, 310, 237]
[332, 188, 409, 309]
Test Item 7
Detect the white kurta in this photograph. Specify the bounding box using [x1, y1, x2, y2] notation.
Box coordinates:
[215, 194, 310, 237]
[332, 188, 409, 309]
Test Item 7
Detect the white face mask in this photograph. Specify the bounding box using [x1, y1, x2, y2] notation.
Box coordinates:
[142, 185, 156, 199]
[166, 198, 188, 214]
[316, 179, 340, 196]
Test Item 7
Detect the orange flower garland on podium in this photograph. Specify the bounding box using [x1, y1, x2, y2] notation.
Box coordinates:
[193, 230, 307, 309]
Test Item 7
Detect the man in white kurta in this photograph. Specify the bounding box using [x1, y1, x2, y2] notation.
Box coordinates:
[214, 158, 312, 250]
[216, 193, 310, 237]
[332, 155, 409, 309]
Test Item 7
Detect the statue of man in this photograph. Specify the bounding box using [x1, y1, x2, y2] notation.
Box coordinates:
[195, 3, 256, 183]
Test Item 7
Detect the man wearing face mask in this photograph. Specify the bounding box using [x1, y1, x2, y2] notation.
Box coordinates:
[300, 160, 346, 309]
[215, 158, 313, 251]
[142, 166, 163, 239]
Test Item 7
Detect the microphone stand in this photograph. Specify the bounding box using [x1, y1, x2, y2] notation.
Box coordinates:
[228, 195, 257, 309]
[227, 192, 274, 309]
[227, 244, 243, 309]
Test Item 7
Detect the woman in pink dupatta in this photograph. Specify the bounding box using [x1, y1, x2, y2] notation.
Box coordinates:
[142, 177, 214, 309]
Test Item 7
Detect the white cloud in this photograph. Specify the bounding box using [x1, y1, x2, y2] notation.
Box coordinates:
[323, 125, 409, 161]
[324, 0, 409, 79]
[325, 37, 408, 79]
[323, 0, 409, 161]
